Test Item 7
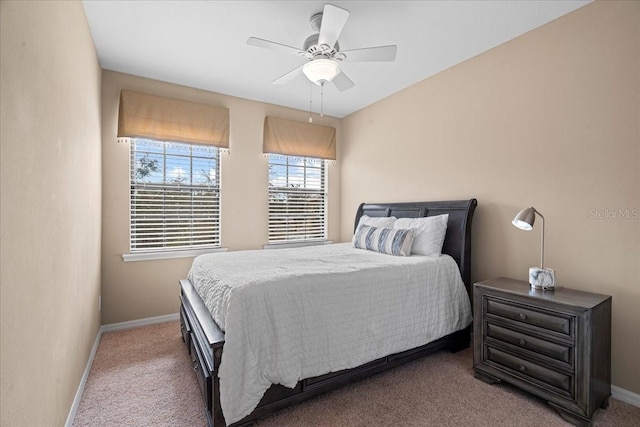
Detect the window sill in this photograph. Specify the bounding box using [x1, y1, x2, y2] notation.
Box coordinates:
[263, 240, 333, 250]
[122, 247, 228, 262]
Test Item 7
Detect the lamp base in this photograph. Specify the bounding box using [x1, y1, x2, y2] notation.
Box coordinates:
[529, 267, 556, 291]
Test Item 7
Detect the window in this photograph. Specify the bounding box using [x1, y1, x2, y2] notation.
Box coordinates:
[130, 138, 220, 252]
[268, 155, 326, 243]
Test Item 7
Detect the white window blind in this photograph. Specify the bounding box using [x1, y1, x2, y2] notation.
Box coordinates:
[268, 155, 326, 243]
[130, 138, 221, 252]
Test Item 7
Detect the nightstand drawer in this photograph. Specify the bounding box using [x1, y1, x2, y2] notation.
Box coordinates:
[486, 323, 573, 366]
[486, 346, 573, 397]
[486, 298, 573, 337]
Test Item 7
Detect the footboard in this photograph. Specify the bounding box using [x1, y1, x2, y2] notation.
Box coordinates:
[179, 278, 224, 425]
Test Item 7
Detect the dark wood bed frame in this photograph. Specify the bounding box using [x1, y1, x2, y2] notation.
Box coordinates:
[179, 199, 477, 426]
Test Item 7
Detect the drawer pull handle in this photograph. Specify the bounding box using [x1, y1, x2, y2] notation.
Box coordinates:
[519, 365, 527, 372]
[519, 313, 527, 320]
[519, 339, 526, 346]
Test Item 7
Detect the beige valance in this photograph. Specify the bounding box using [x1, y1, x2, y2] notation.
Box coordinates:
[263, 116, 336, 160]
[118, 90, 229, 148]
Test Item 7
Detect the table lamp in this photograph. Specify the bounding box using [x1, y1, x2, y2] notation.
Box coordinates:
[512, 206, 556, 291]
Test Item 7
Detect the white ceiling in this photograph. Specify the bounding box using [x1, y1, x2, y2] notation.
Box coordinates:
[82, 0, 590, 118]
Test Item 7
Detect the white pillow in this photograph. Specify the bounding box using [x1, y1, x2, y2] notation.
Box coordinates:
[353, 215, 397, 243]
[356, 215, 397, 229]
[394, 214, 449, 256]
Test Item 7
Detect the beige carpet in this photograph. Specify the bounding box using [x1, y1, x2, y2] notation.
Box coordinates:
[73, 320, 640, 426]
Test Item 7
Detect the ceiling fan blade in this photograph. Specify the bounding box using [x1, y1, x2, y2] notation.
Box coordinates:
[247, 37, 302, 56]
[341, 45, 397, 62]
[318, 4, 350, 50]
[272, 64, 305, 85]
[332, 70, 354, 92]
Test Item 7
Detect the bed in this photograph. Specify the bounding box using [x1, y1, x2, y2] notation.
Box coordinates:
[179, 199, 477, 426]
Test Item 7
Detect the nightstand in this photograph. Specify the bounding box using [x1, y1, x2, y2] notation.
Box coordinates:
[473, 277, 611, 426]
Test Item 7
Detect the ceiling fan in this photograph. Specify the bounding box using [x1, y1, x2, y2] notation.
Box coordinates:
[247, 4, 397, 92]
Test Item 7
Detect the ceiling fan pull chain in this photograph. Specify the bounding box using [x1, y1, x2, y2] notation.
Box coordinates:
[309, 82, 313, 123]
[320, 82, 324, 117]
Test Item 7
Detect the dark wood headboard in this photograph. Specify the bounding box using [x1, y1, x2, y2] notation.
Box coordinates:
[355, 199, 477, 297]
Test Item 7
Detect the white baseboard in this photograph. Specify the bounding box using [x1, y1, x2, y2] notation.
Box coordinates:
[65, 312, 179, 427]
[64, 325, 103, 427]
[612, 385, 640, 407]
[101, 312, 179, 333]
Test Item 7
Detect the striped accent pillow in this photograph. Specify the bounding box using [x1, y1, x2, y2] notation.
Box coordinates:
[353, 225, 415, 256]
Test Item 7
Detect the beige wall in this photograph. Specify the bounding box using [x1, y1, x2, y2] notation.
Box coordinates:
[0, 1, 102, 426]
[101, 71, 341, 324]
[340, 1, 639, 394]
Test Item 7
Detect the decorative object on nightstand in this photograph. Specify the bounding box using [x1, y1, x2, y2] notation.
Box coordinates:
[473, 277, 611, 426]
[512, 206, 556, 290]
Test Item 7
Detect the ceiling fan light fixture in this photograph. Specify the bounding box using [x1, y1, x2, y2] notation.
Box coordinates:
[303, 58, 339, 85]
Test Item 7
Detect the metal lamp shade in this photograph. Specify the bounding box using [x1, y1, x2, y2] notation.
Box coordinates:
[512, 207, 536, 231]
